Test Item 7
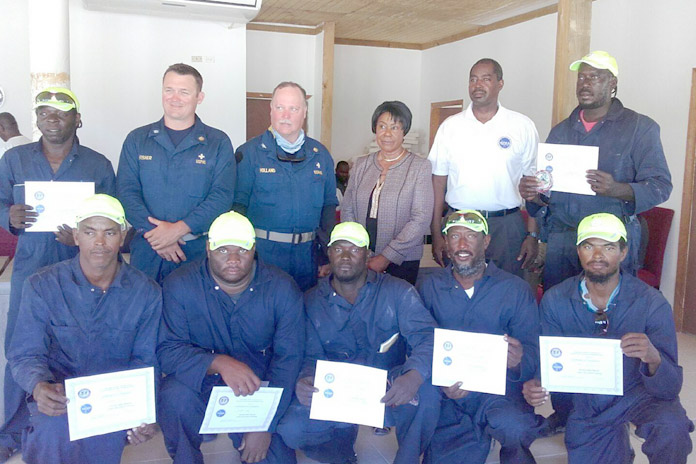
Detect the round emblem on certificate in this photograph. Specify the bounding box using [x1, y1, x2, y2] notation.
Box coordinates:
[323, 389, 334, 398]
[36, 205, 45, 213]
[552, 362, 564, 372]
[550, 348, 562, 358]
[443, 356, 452, 366]
[219, 396, 229, 405]
[80, 404, 92, 414]
[324, 373, 335, 383]
[216, 409, 226, 417]
[545, 152, 553, 161]
[535, 170, 553, 193]
[78, 388, 91, 399]
[34, 191, 44, 200]
[443, 341, 453, 351]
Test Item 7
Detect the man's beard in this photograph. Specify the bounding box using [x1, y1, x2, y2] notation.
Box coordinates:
[453, 255, 486, 277]
[585, 267, 618, 284]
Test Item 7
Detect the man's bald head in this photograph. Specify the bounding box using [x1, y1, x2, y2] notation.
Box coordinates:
[0, 113, 21, 142]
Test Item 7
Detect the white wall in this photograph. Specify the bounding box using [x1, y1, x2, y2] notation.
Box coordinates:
[246, 30, 321, 138]
[70, 0, 246, 164]
[330, 45, 422, 161]
[0, 1, 33, 140]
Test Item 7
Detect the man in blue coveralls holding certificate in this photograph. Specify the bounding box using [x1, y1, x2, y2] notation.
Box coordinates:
[157, 211, 303, 464]
[277, 222, 439, 464]
[7, 195, 161, 464]
[0, 88, 116, 462]
[523, 213, 693, 463]
[418, 210, 546, 463]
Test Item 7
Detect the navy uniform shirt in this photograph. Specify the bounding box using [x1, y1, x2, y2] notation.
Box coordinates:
[235, 130, 338, 233]
[541, 272, 682, 404]
[303, 271, 436, 381]
[417, 263, 540, 390]
[157, 258, 304, 431]
[528, 98, 672, 230]
[8, 256, 162, 395]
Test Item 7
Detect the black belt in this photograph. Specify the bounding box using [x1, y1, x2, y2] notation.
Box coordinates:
[477, 207, 519, 218]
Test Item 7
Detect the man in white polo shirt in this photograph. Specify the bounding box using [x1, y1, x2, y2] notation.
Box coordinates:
[429, 58, 539, 278]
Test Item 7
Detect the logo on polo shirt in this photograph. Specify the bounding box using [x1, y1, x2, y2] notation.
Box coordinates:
[498, 137, 511, 149]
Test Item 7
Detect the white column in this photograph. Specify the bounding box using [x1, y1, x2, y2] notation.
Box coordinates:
[28, 0, 71, 139]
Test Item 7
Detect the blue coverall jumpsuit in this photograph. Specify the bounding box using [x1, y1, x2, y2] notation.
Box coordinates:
[417, 263, 547, 464]
[7, 256, 162, 464]
[0, 140, 115, 451]
[157, 258, 304, 464]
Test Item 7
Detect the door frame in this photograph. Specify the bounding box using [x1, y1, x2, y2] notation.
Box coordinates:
[674, 68, 696, 333]
[429, 99, 463, 150]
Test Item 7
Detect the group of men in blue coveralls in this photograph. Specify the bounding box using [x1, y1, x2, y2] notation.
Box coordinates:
[0, 46, 693, 464]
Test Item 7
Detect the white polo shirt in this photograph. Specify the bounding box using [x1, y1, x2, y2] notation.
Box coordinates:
[428, 103, 538, 211]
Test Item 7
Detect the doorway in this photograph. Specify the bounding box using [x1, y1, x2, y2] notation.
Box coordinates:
[429, 99, 463, 150]
[246, 92, 310, 142]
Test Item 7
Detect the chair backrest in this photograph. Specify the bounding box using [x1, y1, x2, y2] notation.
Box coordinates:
[638, 206, 674, 288]
[0, 227, 18, 258]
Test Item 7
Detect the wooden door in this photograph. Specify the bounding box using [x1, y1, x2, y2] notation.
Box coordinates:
[429, 99, 463, 151]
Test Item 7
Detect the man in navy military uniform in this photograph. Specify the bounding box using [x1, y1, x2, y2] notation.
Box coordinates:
[523, 213, 693, 463]
[0, 88, 115, 462]
[158, 211, 303, 464]
[234, 82, 337, 291]
[117, 63, 235, 283]
[7, 194, 161, 464]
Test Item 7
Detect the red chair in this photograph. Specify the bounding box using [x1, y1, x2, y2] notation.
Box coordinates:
[637, 206, 674, 289]
[0, 227, 19, 277]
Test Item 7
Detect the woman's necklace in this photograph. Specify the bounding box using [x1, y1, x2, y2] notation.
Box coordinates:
[380, 148, 406, 163]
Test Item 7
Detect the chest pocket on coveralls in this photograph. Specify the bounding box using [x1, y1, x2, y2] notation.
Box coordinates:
[181, 155, 212, 199]
[100, 325, 137, 360]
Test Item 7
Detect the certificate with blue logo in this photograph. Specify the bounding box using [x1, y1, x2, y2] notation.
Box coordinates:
[24, 181, 95, 232]
[310, 360, 387, 428]
[198, 386, 283, 434]
[64, 366, 156, 441]
[432, 328, 508, 395]
[536, 143, 598, 196]
[539, 336, 623, 395]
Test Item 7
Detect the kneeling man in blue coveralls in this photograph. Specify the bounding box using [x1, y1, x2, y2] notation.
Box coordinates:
[7, 194, 161, 464]
[523, 213, 694, 463]
[157, 211, 303, 463]
[277, 222, 440, 464]
[418, 210, 547, 463]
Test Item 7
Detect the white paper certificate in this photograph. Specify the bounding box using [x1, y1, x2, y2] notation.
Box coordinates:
[537, 143, 598, 196]
[539, 336, 623, 395]
[65, 367, 156, 441]
[310, 360, 387, 428]
[24, 181, 95, 232]
[198, 386, 283, 434]
[432, 328, 508, 395]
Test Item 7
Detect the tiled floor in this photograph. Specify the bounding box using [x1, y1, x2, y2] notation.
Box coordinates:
[6, 332, 696, 463]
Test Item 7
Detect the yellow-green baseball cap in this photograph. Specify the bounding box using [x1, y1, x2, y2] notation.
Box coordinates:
[75, 194, 127, 229]
[34, 87, 80, 113]
[329, 222, 370, 248]
[576, 213, 627, 245]
[208, 211, 255, 251]
[442, 209, 489, 235]
[570, 51, 619, 77]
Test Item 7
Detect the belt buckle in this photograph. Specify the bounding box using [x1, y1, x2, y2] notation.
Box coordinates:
[292, 233, 302, 244]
